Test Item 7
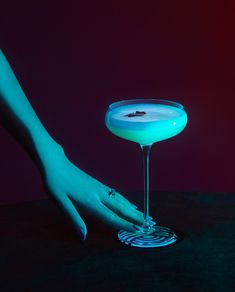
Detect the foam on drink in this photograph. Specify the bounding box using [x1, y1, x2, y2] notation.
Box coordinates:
[105, 103, 187, 145]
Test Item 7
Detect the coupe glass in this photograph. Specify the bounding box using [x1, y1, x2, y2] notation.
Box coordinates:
[105, 99, 187, 248]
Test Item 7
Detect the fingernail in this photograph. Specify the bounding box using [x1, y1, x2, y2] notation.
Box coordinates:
[76, 228, 86, 241]
[131, 203, 138, 209]
[132, 224, 143, 232]
[147, 215, 153, 220]
[149, 220, 157, 226]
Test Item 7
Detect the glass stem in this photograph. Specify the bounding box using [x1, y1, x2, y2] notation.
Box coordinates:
[141, 144, 152, 232]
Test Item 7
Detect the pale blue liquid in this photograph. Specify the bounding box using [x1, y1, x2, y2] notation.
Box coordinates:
[106, 103, 187, 145]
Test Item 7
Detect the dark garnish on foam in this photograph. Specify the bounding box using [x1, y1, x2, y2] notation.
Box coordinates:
[125, 111, 146, 117]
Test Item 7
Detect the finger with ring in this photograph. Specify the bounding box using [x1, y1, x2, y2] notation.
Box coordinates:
[108, 188, 116, 197]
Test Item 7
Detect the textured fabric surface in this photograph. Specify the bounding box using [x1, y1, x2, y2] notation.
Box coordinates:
[0, 192, 234, 291]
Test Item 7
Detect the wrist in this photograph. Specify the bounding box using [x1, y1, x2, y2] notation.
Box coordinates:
[29, 127, 64, 169]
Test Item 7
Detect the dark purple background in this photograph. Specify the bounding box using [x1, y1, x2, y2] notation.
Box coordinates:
[0, 1, 235, 204]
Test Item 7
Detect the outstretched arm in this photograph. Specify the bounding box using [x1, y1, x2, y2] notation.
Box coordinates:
[0, 50, 148, 240]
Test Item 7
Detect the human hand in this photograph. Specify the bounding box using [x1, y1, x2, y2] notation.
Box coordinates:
[42, 145, 149, 240]
[0, 50, 154, 240]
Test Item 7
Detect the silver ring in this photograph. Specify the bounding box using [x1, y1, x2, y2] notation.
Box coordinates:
[108, 188, 116, 197]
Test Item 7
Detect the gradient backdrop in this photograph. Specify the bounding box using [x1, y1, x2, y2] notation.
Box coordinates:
[0, 1, 234, 204]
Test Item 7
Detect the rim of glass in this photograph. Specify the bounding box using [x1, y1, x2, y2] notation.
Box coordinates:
[108, 99, 184, 110]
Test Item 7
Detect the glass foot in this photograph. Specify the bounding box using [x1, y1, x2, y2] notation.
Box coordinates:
[118, 226, 178, 248]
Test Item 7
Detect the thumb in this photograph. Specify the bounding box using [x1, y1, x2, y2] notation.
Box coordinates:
[55, 193, 87, 240]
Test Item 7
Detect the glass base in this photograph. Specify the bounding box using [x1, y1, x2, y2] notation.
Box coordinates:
[118, 226, 178, 248]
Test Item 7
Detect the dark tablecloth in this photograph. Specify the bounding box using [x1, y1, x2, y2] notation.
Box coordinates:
[0, 192, 234, 291]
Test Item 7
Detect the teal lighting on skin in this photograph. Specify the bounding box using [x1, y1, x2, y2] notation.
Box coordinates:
[0, 49, 146, 240]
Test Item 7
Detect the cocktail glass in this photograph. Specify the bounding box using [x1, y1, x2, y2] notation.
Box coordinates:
[105, 99, 187, 248]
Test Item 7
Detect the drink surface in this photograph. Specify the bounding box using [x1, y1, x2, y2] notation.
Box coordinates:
[105, 103, 187, 145]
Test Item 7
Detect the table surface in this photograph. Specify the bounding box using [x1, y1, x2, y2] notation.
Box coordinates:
[0, 192, 234, 292]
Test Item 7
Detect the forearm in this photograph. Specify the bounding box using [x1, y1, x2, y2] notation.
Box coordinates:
[0, 49, 61, 170]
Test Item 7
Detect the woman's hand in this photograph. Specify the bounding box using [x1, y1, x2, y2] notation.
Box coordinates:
[0, 50, 153, 240]
[43, 145, 147, 240]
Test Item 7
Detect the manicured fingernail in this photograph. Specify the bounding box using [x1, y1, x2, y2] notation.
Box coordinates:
[131, 203, 138, 209]
[149, 220, 157, 226]
[76, 228, 86, 240]
[132, 225, 143, 232]
[147, 216, 153, 220]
